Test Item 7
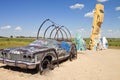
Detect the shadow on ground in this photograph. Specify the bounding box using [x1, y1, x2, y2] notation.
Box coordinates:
[0, 65, 38, 74]
[0, 58, 71, 75]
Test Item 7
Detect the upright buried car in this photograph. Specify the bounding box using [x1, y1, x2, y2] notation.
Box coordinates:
[0, 19, 77, 74]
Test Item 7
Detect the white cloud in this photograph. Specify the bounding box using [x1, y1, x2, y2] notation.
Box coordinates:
[84, 11, 94, 18]
[70, 3, 84, 10]
[77, 28, 84, 33]
[118, 16, 120, 19]
[107, 29, 112, 32]
[80, 28, 84, 31]
[0, 25, 11, 30]
[103, 29, 120, 38]
[97, 0, 108, 2]
[15, 26, 22, 31]
[115, 6, 120, 11]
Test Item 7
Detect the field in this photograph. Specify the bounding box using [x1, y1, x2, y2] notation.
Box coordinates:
[107, 38, 120, 49]
[0, 38, 34, 49]
[0, 38, 120, 49]
[84, 38, 120, 49]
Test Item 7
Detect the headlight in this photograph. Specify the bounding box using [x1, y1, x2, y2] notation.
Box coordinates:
[28, 55, 32, 59]
[23, 55, 27, 58]
[0, 52, 2, 58]
[23, 54, 35, 62]
[0, 49, 3, 58]
[0, 52, 7, 58]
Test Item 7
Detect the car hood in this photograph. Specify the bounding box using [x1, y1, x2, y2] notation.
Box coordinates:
[2, 46, 48, 54]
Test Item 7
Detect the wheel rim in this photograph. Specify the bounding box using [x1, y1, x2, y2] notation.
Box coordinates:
[42, 59, 50, 69]
[70, 45, 77, 59]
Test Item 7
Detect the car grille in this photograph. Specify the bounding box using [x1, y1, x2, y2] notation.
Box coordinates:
[3, 53, 33, 62]
[9, 53, 21, 60]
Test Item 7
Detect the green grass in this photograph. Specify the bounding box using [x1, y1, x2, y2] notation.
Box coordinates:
[0, 38, 35, 49]
[107, 38, 120, 49]
[0, 38, 120, 49]
[84, 38, 120, 49]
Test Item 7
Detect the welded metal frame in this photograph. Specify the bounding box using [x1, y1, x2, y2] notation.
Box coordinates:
[37, 19, 72, 41]
[43, 25, 64, 39]
[49, 26, 68, 40]
[54, 26, 72, 41]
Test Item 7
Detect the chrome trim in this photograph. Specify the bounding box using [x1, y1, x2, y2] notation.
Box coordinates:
[0, 58, 37, 69]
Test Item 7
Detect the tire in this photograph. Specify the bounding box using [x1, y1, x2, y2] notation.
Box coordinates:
[69, 44, 77, 61]
[39, 59, 54, 75]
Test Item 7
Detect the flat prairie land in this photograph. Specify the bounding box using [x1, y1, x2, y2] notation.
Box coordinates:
[0, 49, 120, 80]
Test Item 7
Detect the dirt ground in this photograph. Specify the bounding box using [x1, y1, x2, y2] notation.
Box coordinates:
[0, 49, 120, 80]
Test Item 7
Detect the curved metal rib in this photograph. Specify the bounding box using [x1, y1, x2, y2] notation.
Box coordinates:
[50, 26, 68, 40]
[44, 25, 64, 39]
[49, 26, 63, 39]
[49, 26, 59, 39]
[54, 26, 72, 41]
[37, 19, 50, 39]
[62, 26, 72, 39]
[43, 24, 54, 39]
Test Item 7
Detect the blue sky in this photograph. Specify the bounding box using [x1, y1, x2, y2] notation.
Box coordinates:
[0, 0, 120, 38]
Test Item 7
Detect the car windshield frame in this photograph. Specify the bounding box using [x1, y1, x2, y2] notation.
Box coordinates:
[29, 40, 47, 47]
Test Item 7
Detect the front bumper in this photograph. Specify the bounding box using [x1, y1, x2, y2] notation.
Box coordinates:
[0, 58, 37, 69]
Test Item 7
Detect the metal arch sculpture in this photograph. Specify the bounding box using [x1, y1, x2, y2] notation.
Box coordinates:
[49, 26, 68, 40]
[37, 19, 55, 39]
[54, 26, 72, 41]
[43, 25, 64, 39]
[37, 19, 72, 41]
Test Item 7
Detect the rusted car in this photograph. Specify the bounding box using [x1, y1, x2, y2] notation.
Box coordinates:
[0, 19, 77, 74]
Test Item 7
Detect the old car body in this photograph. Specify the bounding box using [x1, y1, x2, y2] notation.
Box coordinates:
[0, 39, 76, 70]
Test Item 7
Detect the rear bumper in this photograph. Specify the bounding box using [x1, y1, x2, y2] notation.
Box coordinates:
[0, 58, 37, 69]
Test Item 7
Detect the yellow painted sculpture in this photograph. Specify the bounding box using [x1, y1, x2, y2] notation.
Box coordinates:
[89, 4, 104, 50]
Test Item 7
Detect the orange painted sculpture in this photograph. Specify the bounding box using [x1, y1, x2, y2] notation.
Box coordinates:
[89, 4, 104, 50]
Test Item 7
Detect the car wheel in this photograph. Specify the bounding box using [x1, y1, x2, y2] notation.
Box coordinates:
[69, 44, 77, 61]
[39, 59, 54, 75]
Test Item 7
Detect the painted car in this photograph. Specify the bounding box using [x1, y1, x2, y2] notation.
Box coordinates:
[0, 39, 77, 74]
